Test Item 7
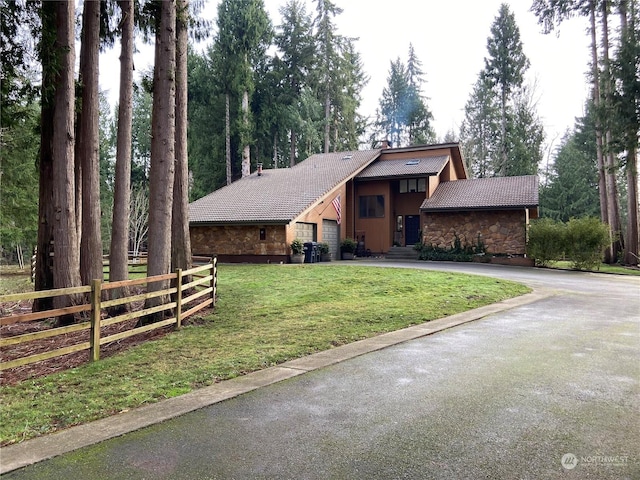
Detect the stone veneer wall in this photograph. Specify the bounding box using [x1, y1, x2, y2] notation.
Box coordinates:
[421, 210, 527, 255]
[190, 225, 288, 256]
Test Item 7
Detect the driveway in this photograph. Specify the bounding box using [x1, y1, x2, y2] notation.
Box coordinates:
[3, 262, 639, 479]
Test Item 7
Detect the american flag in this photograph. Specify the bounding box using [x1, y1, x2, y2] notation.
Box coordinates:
[332, 195, 342, 225]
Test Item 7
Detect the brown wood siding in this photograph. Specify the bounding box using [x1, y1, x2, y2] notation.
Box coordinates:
[354, 180, 391, 253]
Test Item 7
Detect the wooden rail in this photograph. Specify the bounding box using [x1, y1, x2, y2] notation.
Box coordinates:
[0, 259, 217, 371]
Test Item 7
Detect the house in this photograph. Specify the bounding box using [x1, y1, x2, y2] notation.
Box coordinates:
[188, 143, 539, 262]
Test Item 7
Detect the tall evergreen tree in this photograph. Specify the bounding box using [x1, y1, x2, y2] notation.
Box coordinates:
[459, 74, 500, 177]
[51, 0, 82, 324]
[274, 0, 315, 165]
[377, 58, 410, 147]
[612, 0, 639, 264]
[540, 115, 601, 221]
[110, 0, 135, 292]
[214, 0, 271, 181]
[374, 47, 434, 148]
[172, 0, 192, 273]
[77, 0, 103, 286]
[405, 43, 435, 145]
[144, 0, 176, 320]
[532, 0, 634, 264]
[187, 48, 227, 197]
[484, 3, 530, 176]
[314, 0, 343, 153]
[331, 37, 368, 151]
[506, 85, 545, 176]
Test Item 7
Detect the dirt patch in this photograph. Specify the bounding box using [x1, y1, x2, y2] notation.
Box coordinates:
[0, 297, 213, 386]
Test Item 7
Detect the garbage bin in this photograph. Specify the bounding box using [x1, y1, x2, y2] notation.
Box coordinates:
[303, 241, 318, 263]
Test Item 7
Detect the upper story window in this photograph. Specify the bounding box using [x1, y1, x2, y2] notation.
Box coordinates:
[399, 178, 426, 193]
[359, 195, 385, 218]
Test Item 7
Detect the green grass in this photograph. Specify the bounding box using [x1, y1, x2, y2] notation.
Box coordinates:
[544, 261, 640, 276]
[0, 264, 530, 446]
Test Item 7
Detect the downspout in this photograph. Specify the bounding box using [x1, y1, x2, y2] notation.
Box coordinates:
[351, 179, 356, 240]
[525, 208, 530, 257]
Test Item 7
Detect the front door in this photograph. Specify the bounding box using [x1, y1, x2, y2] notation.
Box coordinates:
[405, 215, 420, 245]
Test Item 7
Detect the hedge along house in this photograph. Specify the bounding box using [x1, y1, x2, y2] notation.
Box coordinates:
[188, 142, 539, 262]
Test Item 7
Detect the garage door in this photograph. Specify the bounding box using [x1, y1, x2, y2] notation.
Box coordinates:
[294, 222, 316, 244]
[322, 220, 339, 260]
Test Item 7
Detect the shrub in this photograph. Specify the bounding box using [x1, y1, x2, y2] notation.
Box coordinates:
[290, 238, 304, 255]
[414, 233, 480, 262]
[318, 242, 330, 255]
[527, 218, 565, 267]
[340, 238, 357, 253]
[564, 217, 611, 270]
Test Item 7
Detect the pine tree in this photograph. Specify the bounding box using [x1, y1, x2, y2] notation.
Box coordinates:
[378, 58, 410, 147]
[484, 3, 530, 176]
[214, 0, 271, 180]
[459, 74, 500, 178]
[110, 0, 135, 294]
[313, 0, 343, 153]
[77, 0, 103, 286]
[51, 0, 82, 325]
[275, 0, 315, 165]
[540, 113, 601, 221]
[144, 0, 177, 322]
[172, 0, 193, 273]
[374, 46, 434, 148]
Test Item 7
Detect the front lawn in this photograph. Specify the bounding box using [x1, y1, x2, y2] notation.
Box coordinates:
[0, 264, 529, 446]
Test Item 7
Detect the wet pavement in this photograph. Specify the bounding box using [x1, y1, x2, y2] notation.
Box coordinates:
[2, 262, 639, 479]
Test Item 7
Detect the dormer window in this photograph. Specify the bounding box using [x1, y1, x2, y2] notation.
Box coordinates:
[399, 178, 426, 193]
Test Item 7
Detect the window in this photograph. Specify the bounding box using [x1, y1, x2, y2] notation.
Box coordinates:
[399, 178, 426, 193]
[359, 195, 385, 218]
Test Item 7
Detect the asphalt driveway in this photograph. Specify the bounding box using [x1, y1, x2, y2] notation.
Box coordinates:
[2, 262, 639, 479]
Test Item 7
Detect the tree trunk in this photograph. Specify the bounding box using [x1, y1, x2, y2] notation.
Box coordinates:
[52, 0, 81, 325]
[273, 132, 278, 169]
[289, 129, 296, 167]
[590, 4, 610, 240]
[601, 0, 624, 263]
[225, 92, 231, 185]
[500, 88, 507, 176]
[626, 147, 639, 265]
[620, 1, 640, 265]
[171, 0, 192, 273]
[324, 91, 330, 153]
[34, 1, 55, 312]
[144, 0, 176, 323]
[241, 89, 251, 177]
[78, 0, 103, 286]
[109, 0, 134, 305]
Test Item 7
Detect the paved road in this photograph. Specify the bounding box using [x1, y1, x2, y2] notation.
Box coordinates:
[3, 263, 639, 479]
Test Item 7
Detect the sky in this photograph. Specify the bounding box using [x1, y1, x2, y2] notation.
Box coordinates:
[100, 0, 593, 152]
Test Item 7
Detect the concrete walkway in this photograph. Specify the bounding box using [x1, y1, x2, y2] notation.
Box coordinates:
[2, 262, 639, 479]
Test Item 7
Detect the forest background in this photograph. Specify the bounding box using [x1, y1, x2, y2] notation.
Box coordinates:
[0, 0, 638, 307]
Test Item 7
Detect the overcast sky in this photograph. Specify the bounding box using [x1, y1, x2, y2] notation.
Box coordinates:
[100, 0, 593, 151]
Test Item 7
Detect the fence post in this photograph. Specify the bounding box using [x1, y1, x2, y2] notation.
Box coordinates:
[90, 279, 102, 362]
[175, 268, 183, 329]
[211, 257, 217, 306]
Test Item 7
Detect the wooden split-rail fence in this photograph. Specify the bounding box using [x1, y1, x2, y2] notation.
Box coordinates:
[0, 259, 217, 371]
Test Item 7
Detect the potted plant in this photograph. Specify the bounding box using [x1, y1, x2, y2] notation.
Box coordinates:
[318, 242, 331, 262]
[340, 238, 357, 260]
[290, 238, 304, 263]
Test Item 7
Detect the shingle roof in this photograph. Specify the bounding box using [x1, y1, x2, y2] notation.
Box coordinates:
[356, 155, 449, 179]
[420, 176, 539, 211]
[189, 149, 381, 224]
